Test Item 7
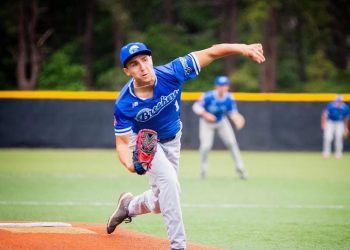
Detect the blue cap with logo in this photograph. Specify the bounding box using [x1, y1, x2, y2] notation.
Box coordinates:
[120, 42, 152, 67]
[214, 75, 230, 86]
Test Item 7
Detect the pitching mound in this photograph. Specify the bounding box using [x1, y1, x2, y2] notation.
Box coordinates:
[0, 221, 222, 250]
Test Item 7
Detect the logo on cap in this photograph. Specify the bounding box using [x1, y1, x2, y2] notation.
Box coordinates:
[215, 75, 230, 86]
[129, 45, 140, 54]
[120, 42, 151, 67]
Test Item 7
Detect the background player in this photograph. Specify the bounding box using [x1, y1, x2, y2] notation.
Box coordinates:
[192, 76, 247, 179]
[107, 42, 265, 250]
[321, 95, 349, 159]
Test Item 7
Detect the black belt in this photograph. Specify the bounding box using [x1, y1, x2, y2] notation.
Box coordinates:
[159, 136, 176, 144]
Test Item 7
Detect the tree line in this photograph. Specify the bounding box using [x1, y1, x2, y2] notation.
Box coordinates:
[0, 0, 349, 92]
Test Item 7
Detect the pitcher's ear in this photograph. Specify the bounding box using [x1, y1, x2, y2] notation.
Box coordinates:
[123, 68, 131, 76]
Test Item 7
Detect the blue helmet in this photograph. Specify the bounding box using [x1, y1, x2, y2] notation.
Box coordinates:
[120, 42, 152, 67]
[214, 75, 230, 86]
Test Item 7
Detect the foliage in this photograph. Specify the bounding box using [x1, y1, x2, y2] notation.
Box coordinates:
[238, 0, 269, 43]
[302, 81, 350, 93]
[96, 67, 130, 91]
[38, 42, 85, 90]
[276, 56, 301, 91]
[230, 63, 260, 92]
[306, 51, 337, 82]
[0, 0, 349, 92]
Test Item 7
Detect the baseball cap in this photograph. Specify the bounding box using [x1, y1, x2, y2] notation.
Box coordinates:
[120, 42, 152, 67]
[214, 75, 230, 86]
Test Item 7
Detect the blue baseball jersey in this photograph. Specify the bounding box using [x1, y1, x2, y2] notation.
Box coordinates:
[198, 90, 237, 122]
[114, 53, 200, 140]
[325, 101, 350, 121]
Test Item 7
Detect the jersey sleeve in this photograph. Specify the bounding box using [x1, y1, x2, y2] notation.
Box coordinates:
[192, 94, 206, 115]
[114, 106, 133, 136]
[323, 102, 333, 118]
[171, 53, 201, 82]
[197, 93, 205, 106]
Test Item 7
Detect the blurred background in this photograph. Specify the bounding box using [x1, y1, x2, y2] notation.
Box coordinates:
[0, 0, 349, 93]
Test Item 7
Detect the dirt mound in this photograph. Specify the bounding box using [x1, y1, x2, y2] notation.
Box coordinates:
[0, 222, 222, 250]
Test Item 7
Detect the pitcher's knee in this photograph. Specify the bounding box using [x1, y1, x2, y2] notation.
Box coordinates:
[160, 176, 180, 194]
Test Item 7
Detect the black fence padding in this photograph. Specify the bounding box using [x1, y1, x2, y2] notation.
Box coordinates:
[0, 99, 349, 151]
[0, 99, 114, 148]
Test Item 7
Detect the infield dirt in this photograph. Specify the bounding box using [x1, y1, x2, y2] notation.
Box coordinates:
[0, 222, 222, 250]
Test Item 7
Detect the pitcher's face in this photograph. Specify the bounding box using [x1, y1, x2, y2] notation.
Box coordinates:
[123, 54, 155, 85]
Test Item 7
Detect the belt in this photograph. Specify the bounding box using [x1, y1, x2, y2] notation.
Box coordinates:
[159, 136, 176, 144]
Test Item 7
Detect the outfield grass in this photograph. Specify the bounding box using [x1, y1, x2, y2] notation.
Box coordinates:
[0, 149, 350, 249]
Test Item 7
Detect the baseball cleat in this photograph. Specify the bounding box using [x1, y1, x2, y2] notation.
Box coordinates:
[322, 152, 330, 159]
[237, 168, 247, 180]
[106, 192, 133, 234]
[335, 153, 342, 159]
[240, 173, 247, 180]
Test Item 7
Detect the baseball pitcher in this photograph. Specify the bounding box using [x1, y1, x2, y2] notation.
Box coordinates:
[106, 42, 264, 250]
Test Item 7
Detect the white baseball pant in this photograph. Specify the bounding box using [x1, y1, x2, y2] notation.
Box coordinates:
[127, 130, 186, 249]
[323, 120, 345, 158]
[199, 116, 245, 177]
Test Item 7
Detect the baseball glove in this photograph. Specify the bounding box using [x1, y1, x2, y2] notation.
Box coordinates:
[133, 129, 158, 175]
[231, 112, 245, 130]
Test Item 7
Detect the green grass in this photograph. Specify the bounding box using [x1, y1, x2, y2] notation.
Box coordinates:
[1, 149, 350, 249]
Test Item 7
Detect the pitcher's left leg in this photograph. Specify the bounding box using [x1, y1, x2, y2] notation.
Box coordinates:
[152, 144, 186, 249]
